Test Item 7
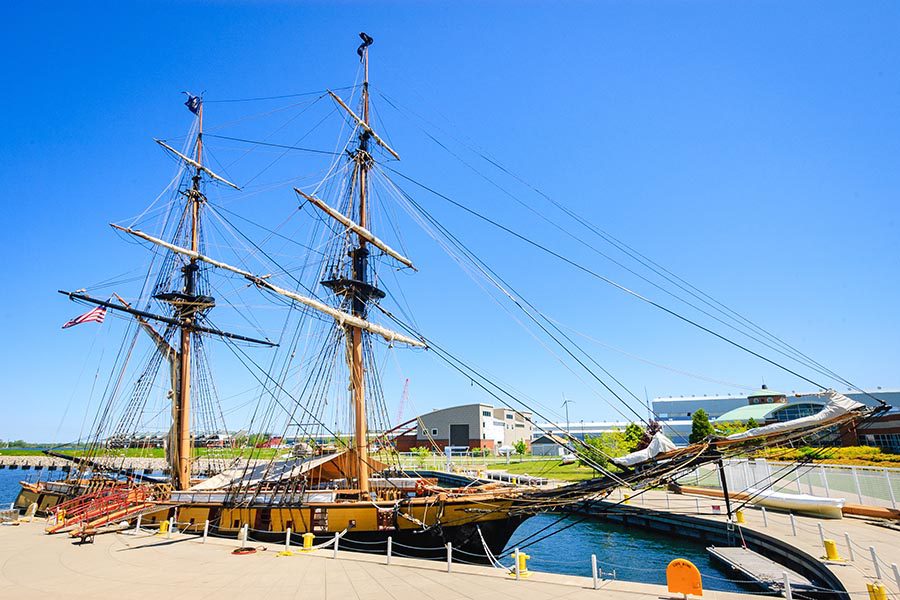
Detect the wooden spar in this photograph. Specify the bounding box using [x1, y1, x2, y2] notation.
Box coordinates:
[113, 293, 175, 361]
[327, 90, 400, 160]
[109, 225, 427, 348]
[352, 37, 373, 495]
[295, 188, 416, 270]
[155, 139, 241, 190]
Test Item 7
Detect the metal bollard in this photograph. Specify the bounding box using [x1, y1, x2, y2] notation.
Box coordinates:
[285, 527, 292, 552]
[302, 532, 314, 552]
[387, 536, 392, 565]
[845, 532, 856, 561]
[761, 507, 768, 527]
[735, 509, 745, 524]
[202, 519, 209, 543]
[789, 513, 797, 536]
[824, 539, 841, 561]
[870, 546, 883, 580]
[135, 513, 142, 533]
[868, 582, 888, 600]
[514, 548, 521, 580]
[783, 572, 793, 600]
[241, 523, 249, 546]
[333, 532, 339, 559]
[167, 517, 174, 539]
[591, 554, 599, 589]
[447, 542, 452, 573]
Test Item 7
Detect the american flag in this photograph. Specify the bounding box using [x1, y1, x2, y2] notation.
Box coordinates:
[62, 306, 107, 329]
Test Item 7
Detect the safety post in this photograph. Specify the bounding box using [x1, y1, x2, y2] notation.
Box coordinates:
[761, 507, 768, 527]
[789, 513, 797, 536]
[783, 572, 793, 600]
[735, 509, 745, 524]
[202, 519, 209, 543]
[158, 519, 169, 537]
[852, 467, 864, 504]
[591, 554, 599, 589]
[446, 542, 452, 573]
[333, 532, 339, 559]
[285, 527, 292, 552]
[695, 498, 701, 514]
[387, 536, 392, 565]
[241, 523, 249, 546]
[871, 546, 883, 580]
[817, 523, 825, 545]
[845, 533, 855, 561]
[514, 547, 521, 580]
[167, 517, 174, 539]
[868, 582, 888, 600]
[892, 563, 900, 592]
[135, 513, 142, 533]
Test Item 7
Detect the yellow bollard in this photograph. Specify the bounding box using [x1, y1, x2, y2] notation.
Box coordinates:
[157, 519, 169, 536]
[872, 582, 888, 600]
[735, 509, 745, 524]
[624, 493, 631, 505]
[823, 539, 842, 561]
[301, 532, 315, 552]
[508, 551, 532, 578]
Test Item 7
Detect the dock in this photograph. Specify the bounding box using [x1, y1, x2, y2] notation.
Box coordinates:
[0, 520, 755, 600]
[707, 546, 816, 594]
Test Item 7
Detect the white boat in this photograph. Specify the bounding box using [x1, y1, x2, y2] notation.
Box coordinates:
[746, 487, 845, 519]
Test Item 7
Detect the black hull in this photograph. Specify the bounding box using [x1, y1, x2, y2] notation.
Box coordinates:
[212, 515, 530, 563]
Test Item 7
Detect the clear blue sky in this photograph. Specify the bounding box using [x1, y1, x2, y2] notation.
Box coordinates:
[1, 1, 898, 441]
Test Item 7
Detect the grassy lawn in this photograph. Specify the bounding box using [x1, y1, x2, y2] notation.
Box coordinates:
[491, 458, 602, 481]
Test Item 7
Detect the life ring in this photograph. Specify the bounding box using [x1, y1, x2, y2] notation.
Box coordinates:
[232, 546, 257, 555]
[415, 479, 427, 496]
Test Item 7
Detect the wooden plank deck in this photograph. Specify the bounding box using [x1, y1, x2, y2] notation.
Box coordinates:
[708, 546, 816, 594]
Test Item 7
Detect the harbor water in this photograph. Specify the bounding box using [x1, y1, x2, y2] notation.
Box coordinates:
[0, 469, 744, 592]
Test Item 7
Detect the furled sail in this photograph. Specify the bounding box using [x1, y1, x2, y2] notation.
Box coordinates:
[296, 188, 415, 270]
[327, 90, 400, 160]
[110, 225, 427, 348]
[612, 432, 678, 467]
[155, 139, 241, 190]
[725, 390, 864, 441]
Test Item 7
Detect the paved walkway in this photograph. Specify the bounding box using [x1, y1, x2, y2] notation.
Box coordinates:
[620, 488, 900, 598]
[0, 519, 753, 600]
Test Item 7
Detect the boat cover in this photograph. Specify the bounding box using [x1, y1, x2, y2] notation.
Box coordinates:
[189, 451, 347, 491]
[612, 432, 678, 467]
[725, 390, 863, 441]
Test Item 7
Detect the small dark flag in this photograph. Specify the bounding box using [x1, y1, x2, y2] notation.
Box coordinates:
[184, 93, 202, 115]
[357, 32, 374, 59]
[62, 306, 107, 329]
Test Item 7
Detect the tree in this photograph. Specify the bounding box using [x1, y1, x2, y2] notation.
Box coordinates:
[689, 409, 714, 443]
[623, 423, 644, 453]
[746, 417, 759, 430]
[514, 440, 528, 456]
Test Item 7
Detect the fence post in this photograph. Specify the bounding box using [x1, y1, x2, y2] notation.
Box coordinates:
[202, 519, 209, 543]
[820, 466, 831, 496]
[892, 563, 900, 591]
[852, 467, 864, 504]
[817, 523, 825, 546]
[885, 469, 897, 510]
[387, 536, 392, 565]
[790, 513, 797, 536]
[845, 532, 855, 561]
[695, 498, 701, 514]
[285, 527, 292, 552]
[241, 523, 248, 546]
[333, 532, 339, 559]
[592, 554, 599, 589]
[783, 572, 793, 600]
[167, 517, 174, 539]
[871, 546, 883, 580]
[514, 547, 521, 580]
[761, 507, 768, 527]
[135, 514, 142, 533]
[446, 542, 452, 573]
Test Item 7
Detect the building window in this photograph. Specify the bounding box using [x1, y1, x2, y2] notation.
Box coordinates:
[770, 403, 823, 423]
[431, 428, 438, 436]
[482, 410, 491, 417]
[506, 414, 513, 420]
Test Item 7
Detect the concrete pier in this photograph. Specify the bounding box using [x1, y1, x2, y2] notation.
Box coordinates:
[0, 520, 755, 600]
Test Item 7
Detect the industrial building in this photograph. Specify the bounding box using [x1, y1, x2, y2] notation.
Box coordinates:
[393, 403, 533, 453]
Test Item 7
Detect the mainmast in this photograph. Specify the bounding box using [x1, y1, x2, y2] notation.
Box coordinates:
[350, 32, 376, 495]
[169, 96, 207, 490]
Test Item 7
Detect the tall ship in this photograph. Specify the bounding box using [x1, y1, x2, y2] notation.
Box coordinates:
[16, 33, 883, 560]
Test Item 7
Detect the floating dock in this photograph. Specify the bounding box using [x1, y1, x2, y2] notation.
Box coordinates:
[708, 545, 818, 595]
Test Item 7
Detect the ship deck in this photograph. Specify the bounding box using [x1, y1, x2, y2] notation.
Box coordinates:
[0, 520, 753, 600]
